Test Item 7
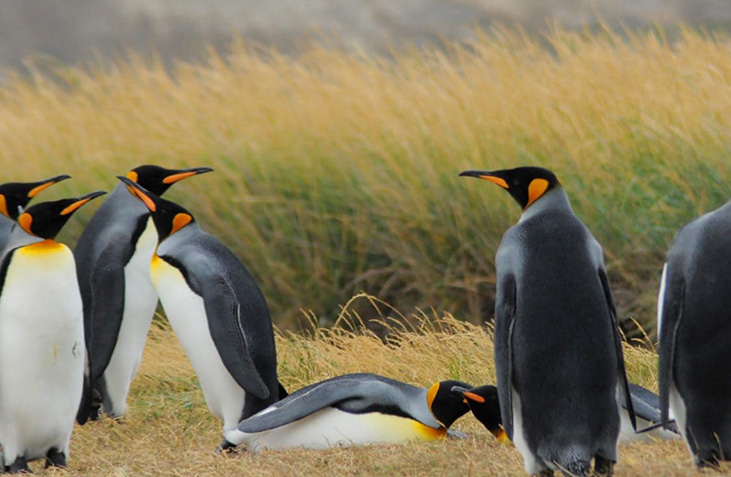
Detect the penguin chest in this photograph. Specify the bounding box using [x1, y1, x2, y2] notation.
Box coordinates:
[150, 255, 245, 428]
[235, 408, 447, 452]
[0, 241, 83, 459]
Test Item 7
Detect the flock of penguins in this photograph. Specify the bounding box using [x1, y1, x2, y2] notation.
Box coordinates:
[0, 164, 728, 475]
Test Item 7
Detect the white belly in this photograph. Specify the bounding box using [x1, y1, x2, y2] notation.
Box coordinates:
[669, 380, 692, 455]
[226, 407, 446, 453]
[511, 387, 543, 474]
[151, 255, 245, 431]
[0, 242, 84, 464]
[102, 220, 158, 417]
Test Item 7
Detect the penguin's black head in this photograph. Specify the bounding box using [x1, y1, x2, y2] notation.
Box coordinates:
[426, 380, 473, 429]
[451, 384, 508, 442]
[459, 166, 560, 210]
[0, 175, 71, 220]
[18, 191, 106, 240]
[117, 176, 196, 241]
[125, 165, 213, 197]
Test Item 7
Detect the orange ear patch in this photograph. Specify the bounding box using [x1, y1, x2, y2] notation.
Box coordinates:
[171, 213, 192, 235]
[18, 212, 32, 234]
[163, 171, 197, 184]
[126, 171, 139, 183]
[0, 195, 7, 217]
[480, 175, 509, 189]
[426, 382, 440, 409]
[526, 178, 549, 208]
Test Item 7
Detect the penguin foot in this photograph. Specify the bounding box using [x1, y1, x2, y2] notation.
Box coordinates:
[44, 448, 67, 469]
[215, 439, 240, 455]
[561, 459, 590, 477]
[6, 456, 30, 474]
[593, 457, 613, 476]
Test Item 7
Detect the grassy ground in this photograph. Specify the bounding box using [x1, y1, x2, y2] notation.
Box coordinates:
[1, 27, 730, 333]
[3, 295, 711, 476]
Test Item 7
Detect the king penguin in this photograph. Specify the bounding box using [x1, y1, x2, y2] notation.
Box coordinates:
[116, 176, 284, 450]
[460, 166, 635, 477]
[658, 198, 731, 467]
[75, 165, 212, 423]
[0, 175, 70, 252]
[228, 373, 480, 452]
[0, 191, 105, 473]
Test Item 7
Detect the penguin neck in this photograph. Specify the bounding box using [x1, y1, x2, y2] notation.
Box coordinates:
[2, 223, 43, 258]
[519, 186, 573, 223]
[157, 221, 201, 256]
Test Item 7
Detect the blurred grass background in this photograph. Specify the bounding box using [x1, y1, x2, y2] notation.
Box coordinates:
[1, 26, 730, 335]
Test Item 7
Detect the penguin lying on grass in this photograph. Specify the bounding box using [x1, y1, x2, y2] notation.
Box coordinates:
[461, 166, 636, 477]
[228, 373, 488, 452]
[0, 191, 105, 473]
[453, 383, 680, 444]
[0, 175, 70, 252]
[117, 176, 285, 451]
[658, 197, 731, 468]
[76, 165, 213, 424]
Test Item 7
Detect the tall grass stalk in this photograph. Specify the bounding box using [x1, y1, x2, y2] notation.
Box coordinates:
[1, 26, 730, 331]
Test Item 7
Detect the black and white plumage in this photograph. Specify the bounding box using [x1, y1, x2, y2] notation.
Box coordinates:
[0, 191, 105, 473]
[658, 199, 731, 467]
[460, 166, 635, 477]
[75, 165, 212, 423]
[229, 373, 478, 452]
[117, 176, 283, 449]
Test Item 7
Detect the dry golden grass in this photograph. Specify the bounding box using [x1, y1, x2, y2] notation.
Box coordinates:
[4, 294, 710, 476]
[1, 27, 730, 330]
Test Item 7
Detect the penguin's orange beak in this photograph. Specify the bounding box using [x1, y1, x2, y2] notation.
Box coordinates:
[458, 170, 509, 189]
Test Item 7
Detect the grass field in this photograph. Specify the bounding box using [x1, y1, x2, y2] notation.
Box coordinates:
[5, 295, 711, 476]
[1, 26, 730, 333]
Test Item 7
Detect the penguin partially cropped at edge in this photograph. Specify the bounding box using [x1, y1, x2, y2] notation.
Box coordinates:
[453, 383, 679, 445]
[0, 191, 105, 473]
[460, 167, 636, 477]
[229, 373, 480, 452]
[658, 198, 731, 467]
[0, 175, 70, 252]
[75, 165, 213, 423]
[117, 176, 284, 450]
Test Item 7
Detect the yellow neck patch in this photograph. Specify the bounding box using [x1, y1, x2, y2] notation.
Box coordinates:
[412, 420, 448, 440]
[21, 239, 63, 254]
[526, 178, 549, 208]
[0, 194, 7, 217]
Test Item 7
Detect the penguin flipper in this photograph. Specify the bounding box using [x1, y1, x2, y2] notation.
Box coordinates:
[88, 243, 129, 383]
[626, 383, 662, 426]
[237, 374, 422, 433]
[494, 273, 516, 440]
[598, 268, 637, 432]
[657, 265, 685, 429]
[203, 274, 270, 400]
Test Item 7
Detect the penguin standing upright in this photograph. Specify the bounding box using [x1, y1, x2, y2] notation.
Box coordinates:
[0, 175, 70, 252]
[117, 176, 283, 449]
[658, 198, 731, 467]
[229, 373, 480, 452]
[460, 166, 635, 477]
[0, 191, 105, 473]
[75, 165, 212, 423]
